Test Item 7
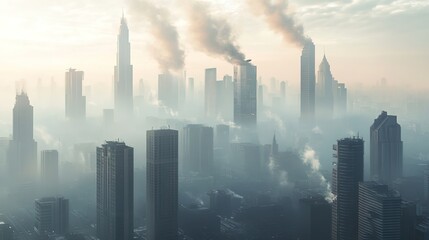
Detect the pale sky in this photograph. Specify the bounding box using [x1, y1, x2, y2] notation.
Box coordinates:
[0, 0, 428, 97]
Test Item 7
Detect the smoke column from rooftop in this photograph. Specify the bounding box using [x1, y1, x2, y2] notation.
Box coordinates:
[128, 0, 184, 72]
[247, 0, 309, 47]
[182, 0, 246, 64]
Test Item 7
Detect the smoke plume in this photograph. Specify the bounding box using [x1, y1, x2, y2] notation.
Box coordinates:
[302, 146, 336, 203]
[128, 0, 184, 72]
[182, 1, 246, 64]
[247, 0, 309, 47]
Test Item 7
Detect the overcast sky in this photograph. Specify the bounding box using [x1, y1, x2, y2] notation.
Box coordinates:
[0, 0, 428, 94]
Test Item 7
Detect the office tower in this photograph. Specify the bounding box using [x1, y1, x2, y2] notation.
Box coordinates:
[65, 68, 86, 120]
[182, 124, 214, 176]
[35, 197, 69, 235]
[41, 150, 59, 195]
[216, 75, 233, 120]
[280, 81, 286, 100]
[233, 60, 257, 127]
[332, 137, 364, 240]
[316, 55, 334, 118]
[358, 182, 401, 240]
[96, 141, 134, 240]
[335, 82, 347, 115]
[158, 73, 178, 111]
[299, 195, 332, 240]
[300, 40, 316, 123]
[7, 92, 37, 189]
[401, 201, 416, 240]
[0, 222, 13, 240]
[205, 68, 217, 117]
[114, 14, 133, 117]
[147, 129, 178, 240]
[370, 111, 403, 185]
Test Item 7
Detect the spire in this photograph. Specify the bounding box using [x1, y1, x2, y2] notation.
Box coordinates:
[271, 133, 278, 157]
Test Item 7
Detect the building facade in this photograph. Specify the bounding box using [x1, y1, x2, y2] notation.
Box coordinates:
[300, 40, 316, 124]
[233, 60, 257, 127]
[35, 197, 69, 235]
[65, 68, 86, 120]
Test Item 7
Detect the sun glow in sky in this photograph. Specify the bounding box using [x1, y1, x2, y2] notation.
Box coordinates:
[0, 0, 428, 96]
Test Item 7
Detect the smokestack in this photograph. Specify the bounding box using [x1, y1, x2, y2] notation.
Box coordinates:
[246, 0, 309, 47]
[128, 0, 184, 73]
[182, 1, 246, 64]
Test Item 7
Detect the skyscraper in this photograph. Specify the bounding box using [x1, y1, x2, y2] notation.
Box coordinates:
[96, 141, 134, 240]
[205, 68, 217, 118]
[300, 40, 316, 123]
[7, 92, 37, 189]
[335, 82, 347, 116]
[35, 196, 69, 235]
[65, 68, 86, 120]
[299, 195, 332, 240]
[182, 124, 214, 176]
[147, 129, 178, 240]
[332, 137, 364, 240]
[114, 13, 133, 117]
[40, 150, 59, 195]
[358, 182, 401, 240]
[216, 75, 233, 120]
[370, 111, 403, 185]
[233, 60, 257, 127]
[316, 54, 334, 118]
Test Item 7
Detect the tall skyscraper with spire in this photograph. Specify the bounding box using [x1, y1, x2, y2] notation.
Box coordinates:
[114, 13, 133, 117]
[300, 40, 316, 124]
[316, 54, 334, 118]
[7, 92, 37, 190]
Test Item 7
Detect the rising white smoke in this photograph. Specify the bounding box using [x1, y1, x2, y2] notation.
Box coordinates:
[302, 146, 336, 203]
[268, 156, 289, 187]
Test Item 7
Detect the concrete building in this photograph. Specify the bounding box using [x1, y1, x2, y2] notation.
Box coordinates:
[370, 111, 403, 185]
[40, 150, 59, 195]
[96, 141, 134, 240]
[35, 197, 69, 235]
[358, 181, 401, 240]
[316, 55, 334, 119]
[146, 129, 178, 240]
[65, 68, 86, 120]
[332, 137, 364, 240]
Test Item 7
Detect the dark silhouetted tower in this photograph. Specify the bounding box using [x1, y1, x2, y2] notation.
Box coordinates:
[332, 137, 364, 240]
[96, 141, 134, 240]
[370, 111, 402, 185]
[147, 129, 178, 240]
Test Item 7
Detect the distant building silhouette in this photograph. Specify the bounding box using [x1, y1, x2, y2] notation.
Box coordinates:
[332, 137, 364, 240]
[280, 81, 286, 101]
[7, 92, 37, 191]
[316, 54, 334, 119]
[299, 195, 331, 240]
[146, 129, 178, 240]
[234, 60, 257, 127]
[216, 75, 233, 120]
[370, 111, 403, 185]
[205, 68, 217, 118]
[358, 181, 401, 240]
[96, 141, 134, 240]
[65, 68, 86, 120]
[40, 150, 59, 195]
[182, 124, 214, 176]
[333, 80, 347, 116]
[158, 73, 178, 112]
[300, 40, 316, 124]
[35, 196, 69, 235]
[114, 14, 134, 117]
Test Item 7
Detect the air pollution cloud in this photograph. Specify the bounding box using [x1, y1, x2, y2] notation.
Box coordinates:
[302, 146, 336, 203]
[128, 0, 184, 72]
[182, 1, 246, 64]
[247, 0, 309, 47]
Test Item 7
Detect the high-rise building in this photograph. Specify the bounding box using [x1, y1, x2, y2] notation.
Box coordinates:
[358, 181, 401, 240]
[65, 68, 86, 120]
[7, 92, 37, 189]
[35, 196, 69, 235]
[146, 129, 178, 240]
[401, 201, 416, 240]
[334, 81, 347, 116]
[234, 60, 257, 127]
[158, 73, 178, 111]
[0, 221, 13, 240]
[316, 55, 334, 118]
[370, 111, 403, 185]
[332, 137, 364, 240]
[114, 14, 133, 117]
[182, 124, 214, 176]
[96, 141, 134, 240]
[300, 40, 316, 124]
[40, 150, 59, 195]
[299, 195, 332, 240]
[205, 68, 217, 118]
[216, 75, 233, 120]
